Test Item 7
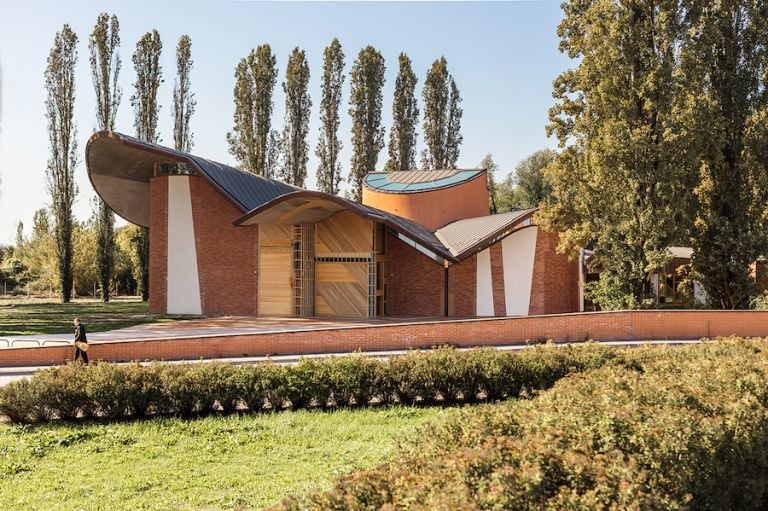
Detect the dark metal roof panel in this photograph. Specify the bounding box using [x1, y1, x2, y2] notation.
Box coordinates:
[109, 132, 298, 212]
[187, 155, 298, 211]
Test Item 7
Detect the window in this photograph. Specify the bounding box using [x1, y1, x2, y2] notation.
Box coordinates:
[154, 162, 195, 176]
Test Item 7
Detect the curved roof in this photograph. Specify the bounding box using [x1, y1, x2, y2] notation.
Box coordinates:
[363, 169, 486, 194]
[435, 209, 537, 259]
[85, 131, 297, 227]
[234, 190, 457, 262]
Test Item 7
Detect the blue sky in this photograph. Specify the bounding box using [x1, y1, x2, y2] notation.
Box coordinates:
[0, 0, 570, 245]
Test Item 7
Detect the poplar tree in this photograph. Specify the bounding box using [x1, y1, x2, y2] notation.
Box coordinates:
[45, 25, 79, 302]
[280, 47, 311, 187]
[348, 46, 385, 201]
[479, 154, 498, 214]
[385, 53, 418, 172]
[89, 13, 121, 302]
[130, 30, 163, 302]
[538, 0, 689, 309]
[422, 57, 463, 169]
[681, 0, 768, 309]
[227, 45, 277, 176]
[316, 38, 345, 194]
[173, 35, 195, 152]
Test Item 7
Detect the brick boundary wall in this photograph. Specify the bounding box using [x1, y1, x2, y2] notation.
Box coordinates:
[3, 310, 768, 368]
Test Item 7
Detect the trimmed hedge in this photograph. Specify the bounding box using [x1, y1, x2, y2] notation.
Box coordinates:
[275, 338, 768, 510]
[0, 343, 624, 424]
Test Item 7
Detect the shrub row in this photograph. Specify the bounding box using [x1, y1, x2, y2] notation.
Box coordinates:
[0, 343, 625, 424]
[275, 338, 768, 511]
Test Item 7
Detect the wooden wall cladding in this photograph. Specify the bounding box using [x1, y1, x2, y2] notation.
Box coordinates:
[317, 211, 372, 256]
[258, 224, 292, 316]
[315, 262, 369, 317]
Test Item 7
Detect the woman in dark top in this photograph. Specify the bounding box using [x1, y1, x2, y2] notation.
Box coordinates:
[73, 317, 89, 364]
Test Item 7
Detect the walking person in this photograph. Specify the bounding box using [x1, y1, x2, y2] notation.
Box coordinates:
[73, 317, 89, 365]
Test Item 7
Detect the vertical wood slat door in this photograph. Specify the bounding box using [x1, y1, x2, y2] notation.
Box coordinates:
[258, 224, 292, 316]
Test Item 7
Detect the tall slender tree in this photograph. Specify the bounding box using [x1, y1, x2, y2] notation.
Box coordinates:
[539, 0, 689, 309]
[422, 57, 463, 169]
[681, 0, 768, 309]
[479, 154, 498, 214]
[172, 34, 195, 152]
[131, 30, 162, 302]
[280, 47, 311, 187]
[385, 53, 418, 172]
[89, 13, 121, 302]
[45, 25, 79, 303]
[348, 46, 386, 201]
[316, 38, 345, 195]
[227, 45, 277, 176]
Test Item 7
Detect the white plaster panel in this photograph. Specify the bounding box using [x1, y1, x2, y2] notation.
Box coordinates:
[502, 227, 539, 316]
[167, 176, 202, 315]
[475, 248, 494, 316]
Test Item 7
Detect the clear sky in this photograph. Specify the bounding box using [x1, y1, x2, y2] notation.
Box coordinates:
[0, 0, 570, 245]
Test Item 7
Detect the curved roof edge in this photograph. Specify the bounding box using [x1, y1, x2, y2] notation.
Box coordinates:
[86, 131, 297, 227]
[233, 190, 459, 263]
[435, 209, 538, 259]
[363, 169, 487, 194]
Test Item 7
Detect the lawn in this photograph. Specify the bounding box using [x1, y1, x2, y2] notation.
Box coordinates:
[0, 297, 174, 336]
[0, 406, 450, 510]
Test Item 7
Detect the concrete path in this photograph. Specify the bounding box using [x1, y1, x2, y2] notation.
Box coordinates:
[0, 316, 460, 348]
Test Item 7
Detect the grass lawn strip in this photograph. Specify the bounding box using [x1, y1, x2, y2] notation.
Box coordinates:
[0, 298, 176, 336]
[0, 406, 449, 510]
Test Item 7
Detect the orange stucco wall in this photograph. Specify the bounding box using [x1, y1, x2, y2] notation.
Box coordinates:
[362, 172, 491, 230]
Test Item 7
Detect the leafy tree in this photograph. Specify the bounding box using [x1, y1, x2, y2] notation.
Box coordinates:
[172, 34, 195, 152]
[227, 45, 277, 176]
[422, 57, 462, 169]
[280, 47, 311, 187]
[131, 29, 163, 302]
[479, 154, 499, 214]
[348, 46, 386, 201]
[385, 53, 418, 172]
[316, 38, 345, 195]
[539, 0, 689, 310]
[513, 149, 556, 208]
[89, 12, 121, 303]
[681, 1, 768, 309]
[45, 24, 79, 303]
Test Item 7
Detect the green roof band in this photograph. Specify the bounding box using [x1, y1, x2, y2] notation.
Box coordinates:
[364, 169, 485, 194]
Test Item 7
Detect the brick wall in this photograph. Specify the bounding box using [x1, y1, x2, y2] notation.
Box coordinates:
[528, 229, 580, 315]
[490, 243, 506, 316]
[6, 310, 768, 367]
[448, 254, 476, 316]
[148, 177, 168, 315]
[189, 177, 259, 316]
[386, 232, 444, 316]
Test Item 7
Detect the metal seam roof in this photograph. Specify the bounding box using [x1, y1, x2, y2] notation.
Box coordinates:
[434, 209, 538, 258]
[363, 169, 486, 194]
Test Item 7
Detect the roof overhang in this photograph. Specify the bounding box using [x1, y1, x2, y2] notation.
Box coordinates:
[234, 191, 459, 263]
[86, 132, 194, 227]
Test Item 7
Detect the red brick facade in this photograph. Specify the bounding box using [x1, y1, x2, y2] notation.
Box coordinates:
[148, 177, 168, 315]
[386, 232, 444, 316]
[528, 228, 580, 315]
[490, 243, 506, 316]
[6, 310, 768, 367]
[189, 177, 259, 316]
[448, 255, 476, 316]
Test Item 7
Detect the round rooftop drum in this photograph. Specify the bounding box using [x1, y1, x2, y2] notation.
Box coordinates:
[362, 169, 491, 231]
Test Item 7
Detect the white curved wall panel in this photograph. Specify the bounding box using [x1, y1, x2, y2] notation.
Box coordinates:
[166, 176, 202, 315]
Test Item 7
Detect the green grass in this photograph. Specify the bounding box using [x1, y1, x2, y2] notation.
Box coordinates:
[0, 298, 175, 336]
[0, 406, 450, 510]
